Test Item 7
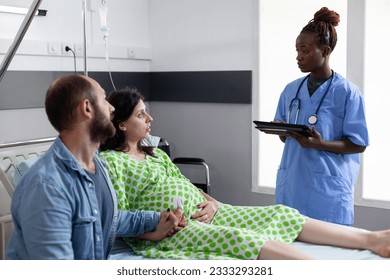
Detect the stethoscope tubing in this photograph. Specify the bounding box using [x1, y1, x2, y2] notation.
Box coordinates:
[288, 71, 334, 125]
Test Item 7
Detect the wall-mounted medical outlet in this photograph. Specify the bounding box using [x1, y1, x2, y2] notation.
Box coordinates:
[62, 42, 74, 56]
[74, 43, 84, 57]
[47, 42, 61, 55]
[128, 48, 136, 59]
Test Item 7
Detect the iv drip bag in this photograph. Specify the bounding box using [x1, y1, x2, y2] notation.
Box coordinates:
[98, 0, 109, 38]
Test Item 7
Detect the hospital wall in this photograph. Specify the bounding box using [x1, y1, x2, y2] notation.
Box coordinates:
[0, 0, 389, 230]
[148, 0, 260, 206]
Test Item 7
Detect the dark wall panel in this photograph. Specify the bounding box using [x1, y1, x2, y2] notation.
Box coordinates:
[0, 70, 252, 110]
[0, 71, 65, 110]
[0, 71, 150, 110]
[88, 72, 150, 99]
[150, 71, 251, 104]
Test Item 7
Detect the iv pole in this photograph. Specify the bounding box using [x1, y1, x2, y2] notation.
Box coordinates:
[82, 0, 88, 76]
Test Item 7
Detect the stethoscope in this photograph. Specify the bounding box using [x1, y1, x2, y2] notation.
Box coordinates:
[288, 70, 334, 125]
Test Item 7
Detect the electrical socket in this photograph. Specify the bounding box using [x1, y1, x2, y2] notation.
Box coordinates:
[47, 42, 61, 55]
[62, 42, 74, 56]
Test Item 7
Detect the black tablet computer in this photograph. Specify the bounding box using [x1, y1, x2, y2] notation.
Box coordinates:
[253, 121, 313, 137]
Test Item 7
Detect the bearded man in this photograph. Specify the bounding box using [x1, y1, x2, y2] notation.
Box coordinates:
[6, 75, 181, 260]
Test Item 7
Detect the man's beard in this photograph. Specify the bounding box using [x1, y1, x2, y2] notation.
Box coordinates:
[89, 105, 116, 145]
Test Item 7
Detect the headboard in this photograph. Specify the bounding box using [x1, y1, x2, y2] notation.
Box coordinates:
[0, 137, 55, 259]
[0, 137, 55, 198]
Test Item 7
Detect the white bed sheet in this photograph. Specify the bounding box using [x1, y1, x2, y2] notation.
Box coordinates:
[108, 238, 386, 260]
[292, 241, 385, 260]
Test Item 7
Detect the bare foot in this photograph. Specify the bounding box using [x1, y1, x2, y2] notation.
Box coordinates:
[369, 230, 390, 258]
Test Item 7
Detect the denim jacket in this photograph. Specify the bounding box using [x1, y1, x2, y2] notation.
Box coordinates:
[6, 137, 160, 260]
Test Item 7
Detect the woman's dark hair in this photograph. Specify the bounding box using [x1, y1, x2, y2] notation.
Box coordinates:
[301, 7, 340, 52]
[99, 87, 155, 157]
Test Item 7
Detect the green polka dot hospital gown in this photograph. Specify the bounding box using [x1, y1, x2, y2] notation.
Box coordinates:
[99, 148, 307, 260]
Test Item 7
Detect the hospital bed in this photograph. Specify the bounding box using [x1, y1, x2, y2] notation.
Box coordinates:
[0, 137, 387, 260]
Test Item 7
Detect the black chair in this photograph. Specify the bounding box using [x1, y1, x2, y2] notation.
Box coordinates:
[158, 138, 211, 194]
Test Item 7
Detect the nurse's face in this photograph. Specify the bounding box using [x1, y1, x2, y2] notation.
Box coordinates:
[295, 32, 326, 74]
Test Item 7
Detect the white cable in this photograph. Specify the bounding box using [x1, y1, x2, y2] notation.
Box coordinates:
[104, 36, 117, 91]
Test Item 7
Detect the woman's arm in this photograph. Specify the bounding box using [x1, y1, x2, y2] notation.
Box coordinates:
[291, 127, 366, 154]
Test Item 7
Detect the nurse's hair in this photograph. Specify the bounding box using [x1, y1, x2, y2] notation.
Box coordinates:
[300, 7, 340, 52]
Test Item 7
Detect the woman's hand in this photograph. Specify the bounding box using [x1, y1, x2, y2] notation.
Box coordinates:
[191, 200, 219, 224]
[173, 207, 187, 228]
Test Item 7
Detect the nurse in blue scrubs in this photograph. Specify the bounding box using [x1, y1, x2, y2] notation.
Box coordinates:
[273, 7, 369, 226]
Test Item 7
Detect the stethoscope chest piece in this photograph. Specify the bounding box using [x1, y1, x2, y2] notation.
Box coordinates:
[308, 115, 317, 125]
[288, 71, 334, 125]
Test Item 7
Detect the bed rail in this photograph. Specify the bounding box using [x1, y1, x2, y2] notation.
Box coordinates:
[0, 214, 12, 260]
[0, 137, 56, 149]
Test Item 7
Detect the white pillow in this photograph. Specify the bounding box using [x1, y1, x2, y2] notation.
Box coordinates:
[12, 157, 39, 186]
[141, 135, 161, 147]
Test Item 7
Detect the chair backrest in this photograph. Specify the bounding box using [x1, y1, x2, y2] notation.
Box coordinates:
[148, 136, 211, 194]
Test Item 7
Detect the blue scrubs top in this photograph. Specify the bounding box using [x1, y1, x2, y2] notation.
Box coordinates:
[274, 72, 369, 226]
